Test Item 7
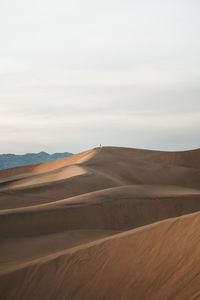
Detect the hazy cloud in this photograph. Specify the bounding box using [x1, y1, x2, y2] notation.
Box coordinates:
[0, 0, 200, 153]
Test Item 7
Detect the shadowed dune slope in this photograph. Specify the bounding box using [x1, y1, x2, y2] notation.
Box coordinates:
[97, 147, 200, 169]
[1, 185, 200, 238]
[1, 212, 200, 300]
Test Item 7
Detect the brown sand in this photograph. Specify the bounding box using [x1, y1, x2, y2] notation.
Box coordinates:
[0, 146, 200, 299]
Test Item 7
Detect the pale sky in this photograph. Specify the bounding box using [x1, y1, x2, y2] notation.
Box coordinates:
[0, 0, 200, 154]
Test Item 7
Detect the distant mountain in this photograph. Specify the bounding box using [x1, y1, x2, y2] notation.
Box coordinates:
[0, 151, 73, 170]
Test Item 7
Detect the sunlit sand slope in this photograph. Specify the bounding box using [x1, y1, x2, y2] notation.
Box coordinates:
[1, 212, 200, 300]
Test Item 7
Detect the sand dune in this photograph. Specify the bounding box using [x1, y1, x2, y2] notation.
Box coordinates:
[1, 185, 200, 237]
[0, 149, 95, 180]
[0, 146, 200, 299]
[2, 165, 87, 189]
[1, 147, 200, 210]
[1, 212, 200, 300]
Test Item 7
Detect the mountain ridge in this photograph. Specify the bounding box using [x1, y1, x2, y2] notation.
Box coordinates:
[0, 151, 73, 170]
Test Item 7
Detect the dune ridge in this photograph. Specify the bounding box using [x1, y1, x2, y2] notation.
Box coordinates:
[0, 146, 200, 299]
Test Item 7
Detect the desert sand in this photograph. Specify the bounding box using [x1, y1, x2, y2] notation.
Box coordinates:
[0, 146, 200, 299]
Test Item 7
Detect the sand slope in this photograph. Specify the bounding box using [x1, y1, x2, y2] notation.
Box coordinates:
[1, 212, 200, 300]
[0, 146, 200, 299]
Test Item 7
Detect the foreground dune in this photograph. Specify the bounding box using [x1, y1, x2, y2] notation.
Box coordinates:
[1, 212, 200, 300]
[0, 146, 200, 299]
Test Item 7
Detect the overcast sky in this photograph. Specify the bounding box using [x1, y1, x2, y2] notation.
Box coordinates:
[0, 0, 200, 154]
